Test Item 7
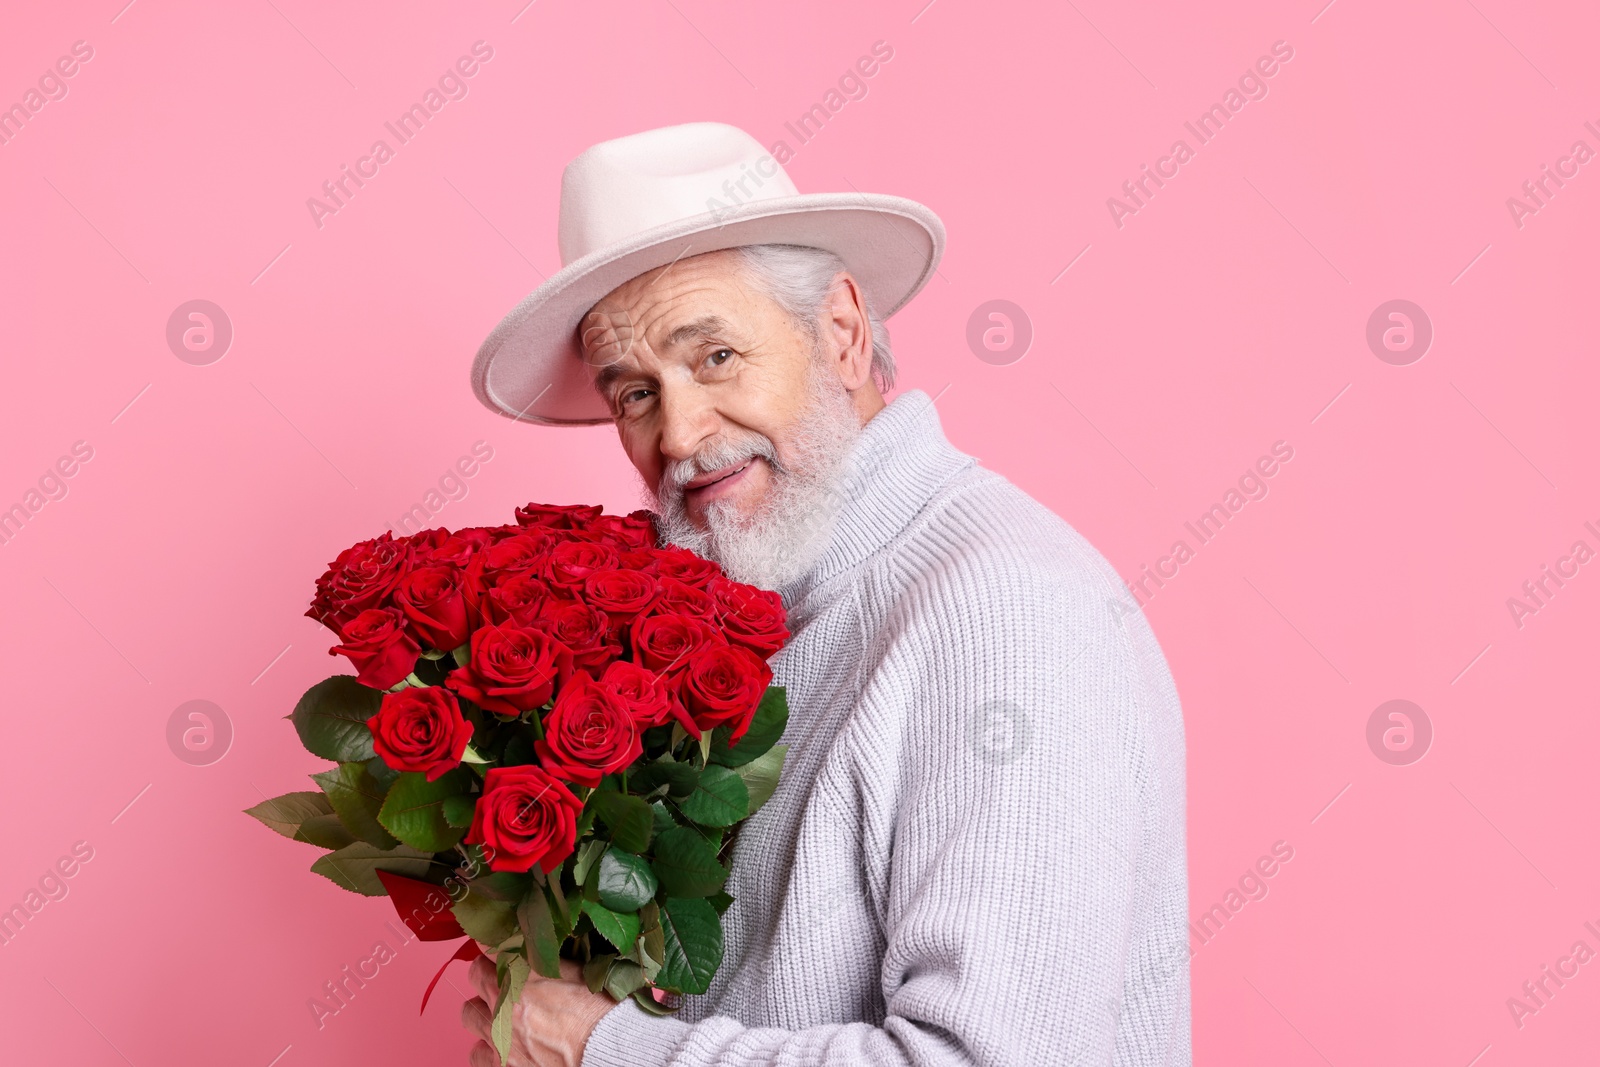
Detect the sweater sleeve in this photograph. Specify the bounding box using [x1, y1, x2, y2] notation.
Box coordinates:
[582, 537, 1188, 1067]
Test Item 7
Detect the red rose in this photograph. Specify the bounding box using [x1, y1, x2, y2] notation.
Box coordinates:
[420, 533, 484, 569]
[583, 569, 659, 626]
[308, 534, 413, 632]
[533, 674, 642, 787]
[653, 576, 717, 620]
[587, 512, 657, 550]
[367, 686, 473, 780]
[393, 564, 470, 651]
[619, 548, 662, 572]
[515, 503, 603, 530]
[467, 765, 581, 874]
[652, 548, 721, 588]
[445, 623, 571, 716]
[602, 660, 698, 734]
[485, 573, 553, 627]
[483, 531, 556, 576]
[329, 607, 421, 690]
[681, 644, 773, 741]
[544, 540, 620, 593]
[539, 598, 620, 676]
[630, 612, 725, 677]
[710, 577, 790, 658]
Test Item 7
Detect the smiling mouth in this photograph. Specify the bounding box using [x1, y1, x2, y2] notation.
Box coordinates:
[684, 459, 755, 494]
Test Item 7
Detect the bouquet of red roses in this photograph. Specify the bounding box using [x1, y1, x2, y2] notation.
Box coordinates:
[247, 503, 790, 1058]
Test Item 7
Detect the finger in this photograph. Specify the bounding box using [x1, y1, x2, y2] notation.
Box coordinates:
[460, 996, 492, 1044]
[468, 955, 500, 1004]
[467, 1039, 501, 1067]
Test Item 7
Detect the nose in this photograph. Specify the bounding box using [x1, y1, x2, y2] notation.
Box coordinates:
[656, 379, 719, 465]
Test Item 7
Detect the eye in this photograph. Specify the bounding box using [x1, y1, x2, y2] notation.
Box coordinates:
[706, 348, 734, 368]
[617, 386, 655, 414]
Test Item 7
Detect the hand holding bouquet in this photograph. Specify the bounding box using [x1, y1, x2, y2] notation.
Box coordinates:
[247, 504, 790, 1059]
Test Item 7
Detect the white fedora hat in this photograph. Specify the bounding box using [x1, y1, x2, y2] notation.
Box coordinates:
[469, 121, 945, 426]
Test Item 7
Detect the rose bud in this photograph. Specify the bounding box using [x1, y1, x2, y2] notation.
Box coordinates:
[587, 511, 656, 550]
[653, 576, 717, 620]
[538, 598, 621, 677]
[485, 573, 553, 628]
[630, 612, 725, 678]
[367, 687, 473, 781]
[483, 530, 556, 575]
[393, 564, 470, 652]
[710, 577, 791, 658]
[582, 568, 659, 628]
[681, 644, 773, 742]
[543, 540, 620, 593]
[514, 503, 603, 530]
[328, 536, 414, 619]
[466, 765, 582, 874]
[445, 623, 572, 717]
[329, 607, 421, 691]
[651, 548, 721, 589]
[602, 660, 699, 735]
[533, 674, 642, 787]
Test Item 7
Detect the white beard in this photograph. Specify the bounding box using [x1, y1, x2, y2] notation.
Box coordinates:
[649, 362, 862, 591]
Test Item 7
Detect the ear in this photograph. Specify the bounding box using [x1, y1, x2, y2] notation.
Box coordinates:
[821, 271, 874, 391]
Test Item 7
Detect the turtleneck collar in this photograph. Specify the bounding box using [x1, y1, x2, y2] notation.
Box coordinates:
[776, 389, 975, 611]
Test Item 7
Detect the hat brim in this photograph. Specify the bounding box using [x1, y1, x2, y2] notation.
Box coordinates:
[470, 192, 945, 426]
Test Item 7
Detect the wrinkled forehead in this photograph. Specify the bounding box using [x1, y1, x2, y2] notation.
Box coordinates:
[576, 249, 755, 378]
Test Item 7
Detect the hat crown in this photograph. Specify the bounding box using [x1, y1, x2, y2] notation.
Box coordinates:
[557, 122, 799, 265]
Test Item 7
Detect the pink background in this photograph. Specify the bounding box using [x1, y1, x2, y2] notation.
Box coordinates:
[2, 1, 1596, 1064]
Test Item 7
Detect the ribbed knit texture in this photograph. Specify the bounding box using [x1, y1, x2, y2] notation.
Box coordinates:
[583, 390, 1190, 1067]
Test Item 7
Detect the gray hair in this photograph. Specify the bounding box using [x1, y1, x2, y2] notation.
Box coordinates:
[734, 243, 896, 392]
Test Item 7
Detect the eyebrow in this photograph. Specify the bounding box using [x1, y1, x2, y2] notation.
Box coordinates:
[588, 313, 733, 395]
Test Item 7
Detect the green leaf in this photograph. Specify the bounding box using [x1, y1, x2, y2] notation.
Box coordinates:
[460, 743, 490, 765]
[290, 675, 382, 762]
[518, 888, 562, 979]
[453, 887, 519, 946]
[655, 896, 724, 994]
[735, 744, 786, 815]
[312, 762, 398, 849]
[442, 794, 477, 829]
[492, 954, 530, 1063]
[678, 765, 749, 827]
[244, 791, 333, 838]
[293, 812, 358, 850]
[650, 827, 727, 899]
[592, 790, 654, 853]
[596, 849, 658, 912]
[604, 957, 647, 1000]
[574, 840, 608, 888]
[708, 687, 788, 767]
[640, 901, 665, 979]
[634, 759, 700, 798]
[309, 841, 432, 896]
[707, 891, 734, 915]
[583, 952, 617, 994]
[631, 986, 680, 1015]
[378, 770, 472, 852]
[580, 898, 642, 954]
[651, 801, 678, 836]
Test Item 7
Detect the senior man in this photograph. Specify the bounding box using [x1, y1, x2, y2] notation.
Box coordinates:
[460, 122, 1189, 1067]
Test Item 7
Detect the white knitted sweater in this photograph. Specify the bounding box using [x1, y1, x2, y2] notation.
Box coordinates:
[583, 391, 1190, 1066]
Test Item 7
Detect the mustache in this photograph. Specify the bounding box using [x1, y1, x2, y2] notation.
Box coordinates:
[659, 430, 781, 495]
